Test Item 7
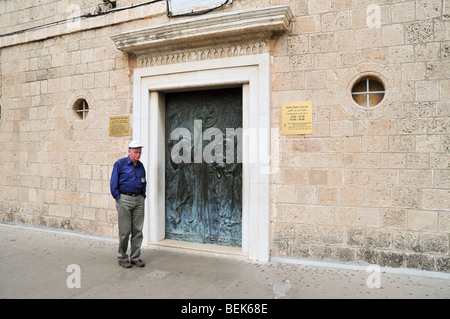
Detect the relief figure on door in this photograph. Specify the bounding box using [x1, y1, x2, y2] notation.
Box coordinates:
[165, 88, 242, 247]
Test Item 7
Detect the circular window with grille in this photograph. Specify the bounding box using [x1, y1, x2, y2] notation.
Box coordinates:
[65, 91, 96, 129]
[73, 98, 89, 120]
[351, 76, 385, 108]
[338, 63, 399, 119]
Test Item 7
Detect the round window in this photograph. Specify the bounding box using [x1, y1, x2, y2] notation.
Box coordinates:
[338, 63, 399, 119]
[351, 76, 385, 108]
[73, 99, 89, 120]
[65, 91, 96, 129]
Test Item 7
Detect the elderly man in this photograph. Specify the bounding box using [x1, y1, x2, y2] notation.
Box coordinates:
[110, 141, 147, 268]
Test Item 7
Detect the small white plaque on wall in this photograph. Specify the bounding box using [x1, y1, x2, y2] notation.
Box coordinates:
[167, 0, 230, 16]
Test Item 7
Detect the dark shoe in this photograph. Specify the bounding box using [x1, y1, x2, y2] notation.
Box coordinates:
[118, 260, 132, 268]
[131, 259, 145, 267]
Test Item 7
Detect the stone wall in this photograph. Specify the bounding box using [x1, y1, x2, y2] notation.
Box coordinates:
[0, 0, 448, 272]
[0, 0, 168, 235]
[270, 0, 450, 272]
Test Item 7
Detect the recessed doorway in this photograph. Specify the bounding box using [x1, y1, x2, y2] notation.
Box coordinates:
[132, 54, 271, 261]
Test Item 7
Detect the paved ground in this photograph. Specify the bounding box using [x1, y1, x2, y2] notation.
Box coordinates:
[1, 223, 449, 300]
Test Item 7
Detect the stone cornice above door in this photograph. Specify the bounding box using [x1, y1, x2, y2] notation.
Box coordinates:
[110, 6, 293, 55]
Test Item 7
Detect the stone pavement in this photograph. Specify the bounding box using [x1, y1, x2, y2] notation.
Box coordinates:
[1, 223, 449, 300]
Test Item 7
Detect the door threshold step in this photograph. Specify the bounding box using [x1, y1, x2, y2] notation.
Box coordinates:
[147, 239, 248, 259]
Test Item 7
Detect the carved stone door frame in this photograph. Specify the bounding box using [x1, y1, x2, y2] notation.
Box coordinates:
[132, 54, 271, 261]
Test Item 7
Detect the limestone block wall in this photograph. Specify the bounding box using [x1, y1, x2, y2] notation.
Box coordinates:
[270, 0, 450, 272]
[0, 0, 169, 235]
[0, 0, 448, 272]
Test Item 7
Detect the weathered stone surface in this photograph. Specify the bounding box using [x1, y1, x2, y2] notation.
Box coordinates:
[406, 254, 436, 271]
[378, 251, 405, 268]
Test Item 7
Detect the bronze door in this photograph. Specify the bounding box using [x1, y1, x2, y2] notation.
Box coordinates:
[165, 88, 243, 247]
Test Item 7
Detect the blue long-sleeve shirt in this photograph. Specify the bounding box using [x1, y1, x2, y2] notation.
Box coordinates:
[110, 157, 147, 200]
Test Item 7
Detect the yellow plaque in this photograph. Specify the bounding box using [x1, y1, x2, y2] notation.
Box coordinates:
[282, 101, 313, 135]
[109, 116, 130, 137]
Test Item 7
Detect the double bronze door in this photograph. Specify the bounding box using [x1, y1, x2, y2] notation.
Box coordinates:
[165, 88, 243, 247]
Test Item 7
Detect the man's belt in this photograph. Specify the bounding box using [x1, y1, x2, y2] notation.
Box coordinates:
[121, 192, 140, 197]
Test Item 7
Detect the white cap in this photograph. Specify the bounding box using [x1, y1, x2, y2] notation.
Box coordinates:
[128, 140, 144, 149]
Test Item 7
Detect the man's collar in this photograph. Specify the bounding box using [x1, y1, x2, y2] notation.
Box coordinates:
[126, 156, 140, 166]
